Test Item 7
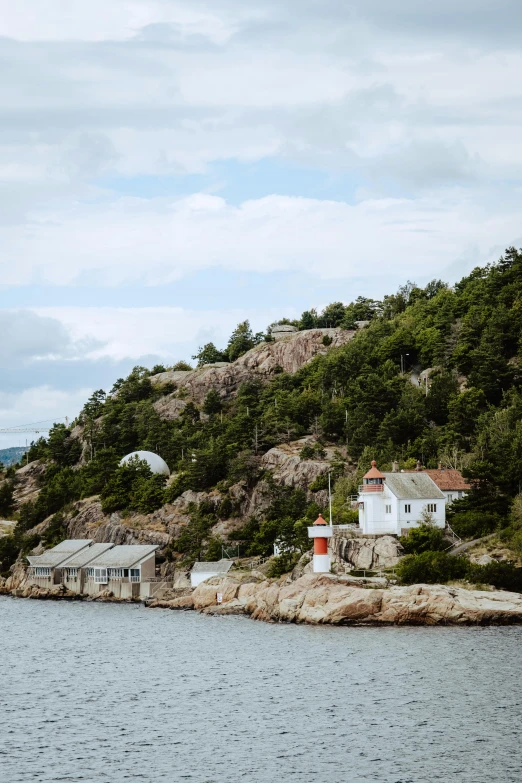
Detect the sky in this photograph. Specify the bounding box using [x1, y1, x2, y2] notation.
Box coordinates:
[1, 0, 522, 447]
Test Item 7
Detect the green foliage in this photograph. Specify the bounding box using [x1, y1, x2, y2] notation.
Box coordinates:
[299, 442, 326, 460]
[18, 246, 522, 556]
[0, 481, 14, 517]
[309, 474, 329, 492]
[227, 320, 263, 361]
[400, 524, 447, 555]
[266, 551, 301, 578]
[172, 361, 193, 371]
[41, 512, 69, 548]
[203, 389, 222, 415]
[398, 549, 522, 592]
[397, 551, 469, 584]
[101, 456, 167, 514]
[450, 511, 501, 539]
[322, 334, 333, 346]
[193, 343, 228, 367]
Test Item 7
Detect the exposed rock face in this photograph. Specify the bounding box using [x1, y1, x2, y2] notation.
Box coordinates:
[334, 535, 403, 570]
[150, 328, 354, 406]
[260, 439, 340, 492]
[191, 573, 522, 625]
[12, 460, 46, 506]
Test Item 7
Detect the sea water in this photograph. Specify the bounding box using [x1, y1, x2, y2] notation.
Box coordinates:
[1, 596, 521, 782]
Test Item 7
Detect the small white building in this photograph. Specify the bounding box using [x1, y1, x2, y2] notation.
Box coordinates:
[358, 461, 446, 535]
[190, 560, 233, 588]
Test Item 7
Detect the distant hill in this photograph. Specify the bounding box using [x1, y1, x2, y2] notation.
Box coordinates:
[0, 447, 28, 467]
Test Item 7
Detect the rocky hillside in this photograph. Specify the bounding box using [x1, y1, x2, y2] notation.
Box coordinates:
[4, 251, 522, 591]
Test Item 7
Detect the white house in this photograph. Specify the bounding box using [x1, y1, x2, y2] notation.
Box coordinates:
[190, 560, 234, 588]
[422, 467, 469, 506]
[358, 461, 446, 535]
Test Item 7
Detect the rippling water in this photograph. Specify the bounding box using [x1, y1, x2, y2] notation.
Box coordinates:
[1, 597, 522, 782]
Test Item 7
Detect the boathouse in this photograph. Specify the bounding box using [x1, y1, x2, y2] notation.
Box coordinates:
[27, 540, 94, 587]
[84, 544, 159, 599]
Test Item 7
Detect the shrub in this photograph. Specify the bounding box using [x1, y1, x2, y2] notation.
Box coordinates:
[266, 552, 300, 578]
[450, 511, 501, 540]
[172, 361, 193, 371]
[397, 551, 468, 584]
[309, 474, 329, 492]
[467, 560, 522, 593]
[400, 524, 447, 555]
[398, 550, 522, 593]
[322, 334, 333, 346]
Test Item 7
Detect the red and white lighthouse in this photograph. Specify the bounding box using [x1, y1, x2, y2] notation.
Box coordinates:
[307, 513, 333, 573]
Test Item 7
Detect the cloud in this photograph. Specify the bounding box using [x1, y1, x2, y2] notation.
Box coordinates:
[1, 191, 521, 287]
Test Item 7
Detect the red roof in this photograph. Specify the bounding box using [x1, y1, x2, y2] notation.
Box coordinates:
[423, 469, 469, 491]
[363, 460, 386, 480]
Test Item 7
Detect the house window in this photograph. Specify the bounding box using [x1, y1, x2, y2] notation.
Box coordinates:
[68, 568, 78, 577]
[385, 504, 392, 514]
[130, 568, 140, 583]
[405, 504, 411, 513]
[35, 567, 51, 576]
[94, 568, 108, 584]
[108, 568, 125, 578]
[87, 568, 94, 577]
[447, 494, 453, 502]
[427, 503, 437, 513]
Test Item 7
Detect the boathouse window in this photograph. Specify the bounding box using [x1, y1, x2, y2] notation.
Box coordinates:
[94, 568, 108, 584]
[35, 567, 51, 576]
[385, 504, 392, 514]
[130, 568, 140, 582]
[67, 568, 78, 577]
[405, 504, 411, 513]
[427, 503, 437, 513]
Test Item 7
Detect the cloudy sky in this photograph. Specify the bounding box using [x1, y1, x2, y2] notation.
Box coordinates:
[1, 1, 522, 447]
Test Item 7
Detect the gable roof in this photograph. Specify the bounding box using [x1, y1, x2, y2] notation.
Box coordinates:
[191, 560, 233, 574]
[27, 540, 93, 567]
[383, 473, 445, 500]
[423, 469, 470, 492]
[62, 543, 115, 568]
[87, 545, 158, 569]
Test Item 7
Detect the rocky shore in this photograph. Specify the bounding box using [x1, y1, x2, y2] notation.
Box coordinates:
[152, 573, 522, 625]
[4, 571, 522, 625]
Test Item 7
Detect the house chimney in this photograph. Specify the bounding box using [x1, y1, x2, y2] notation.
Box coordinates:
[392, 460, 399, 473]
[416, 460, 422, 472]
[438, 462, 443, 471]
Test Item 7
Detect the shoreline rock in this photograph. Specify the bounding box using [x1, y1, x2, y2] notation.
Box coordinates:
[4, 573, 522, 625]
[190, 573, 522, 625]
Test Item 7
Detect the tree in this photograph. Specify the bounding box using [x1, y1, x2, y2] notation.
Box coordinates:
[192, 343, 227, 367]
[227, 321, 263, 362]
[0, 481, 14, 517]
[203, 389, 222, 415]
[299, 310, 318, 330]
[172, 361, 193, 371]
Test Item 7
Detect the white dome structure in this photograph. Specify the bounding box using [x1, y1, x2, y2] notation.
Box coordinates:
[119, 450, 170, 476]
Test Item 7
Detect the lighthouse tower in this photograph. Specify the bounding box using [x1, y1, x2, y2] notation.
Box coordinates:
[307, 513, 333, 573]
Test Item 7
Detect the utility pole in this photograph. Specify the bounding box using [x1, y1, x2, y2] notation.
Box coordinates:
[328, 472, 333, 526]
